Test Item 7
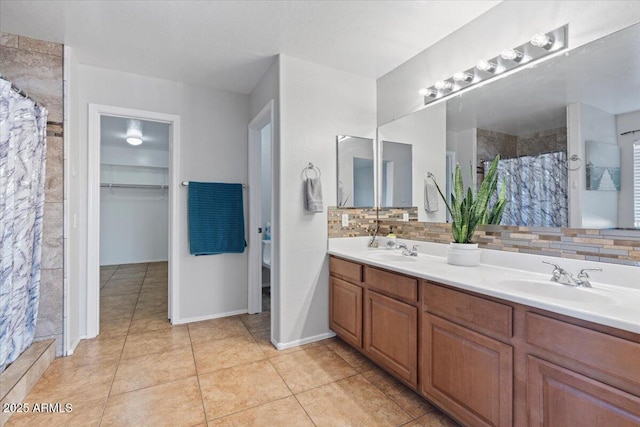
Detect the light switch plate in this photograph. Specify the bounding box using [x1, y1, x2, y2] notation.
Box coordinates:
[402, 213, 409, 222]
[341, 214, 349, 227]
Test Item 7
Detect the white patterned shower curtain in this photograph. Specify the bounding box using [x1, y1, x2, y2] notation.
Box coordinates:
[0, 78, 48, 373]
[484, 151, 568, 227]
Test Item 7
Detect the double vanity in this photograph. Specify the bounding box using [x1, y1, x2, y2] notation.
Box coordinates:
[328, 238, 640, 426]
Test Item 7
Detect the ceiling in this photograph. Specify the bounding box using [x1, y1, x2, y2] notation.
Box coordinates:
[0, 1, 500, 94]
[101, 116, 170, 151]
[447, 21, 640, 135]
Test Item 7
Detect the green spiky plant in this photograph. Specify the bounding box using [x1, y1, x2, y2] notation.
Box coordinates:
[431, 154, 506, 244]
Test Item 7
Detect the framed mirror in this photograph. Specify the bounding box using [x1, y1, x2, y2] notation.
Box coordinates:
[379, 21, 640, 230]
[336, 135, 375, 208]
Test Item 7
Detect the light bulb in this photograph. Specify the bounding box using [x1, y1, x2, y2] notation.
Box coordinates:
[452, 72, 473, 82]
[531, 32, 553, 49]
[501, 48, 524, 62]
[126, 137, 143, 146]
[435, 80, 454, 91]
[476, 59, 497, 73]
[419, 87, 437, 97]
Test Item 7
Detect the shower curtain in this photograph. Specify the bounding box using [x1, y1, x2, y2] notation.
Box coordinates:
[0, 78, 48, 373]
[484, 151, 568, 227]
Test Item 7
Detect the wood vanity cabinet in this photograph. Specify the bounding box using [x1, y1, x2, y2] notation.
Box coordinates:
[329, 257, 363, 348]
[422, 283, 513, 427]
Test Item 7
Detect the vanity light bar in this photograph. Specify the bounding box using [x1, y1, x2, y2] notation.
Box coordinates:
[419, 25, 568, 106]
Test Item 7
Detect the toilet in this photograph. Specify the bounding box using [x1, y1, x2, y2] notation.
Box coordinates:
[262, 240, 271, 268]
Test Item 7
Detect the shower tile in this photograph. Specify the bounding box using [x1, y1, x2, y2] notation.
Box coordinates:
[270, 346, 356, 394]
[192, 334, 265, 374]
[199, 359, 291, 420]
[121, 326, 190, 360]
[110, 347, 196, 396]
[188, 316, 250, 344]
[34, 269, 63, 338]
[207, 396, 313, 427]
[17, 36, 63, 57]
[44, 136, 63, 203]
[0, 32, 18, 47]
[295, 375, 411, 427]
[101, 376, 205, 427]
[41, 203, 63, 269]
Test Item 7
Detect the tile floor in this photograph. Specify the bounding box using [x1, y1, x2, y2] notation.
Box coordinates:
[7, 262, 460, 427]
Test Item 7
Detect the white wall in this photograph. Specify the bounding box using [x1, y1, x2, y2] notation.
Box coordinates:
[377, 1, 640, 124]
[261, 123, 272, 229]
[617, 110, 640, 228]
[278, 55, 376, 346]
[68, 64, 250, 341]
[567, 103, 618, 228]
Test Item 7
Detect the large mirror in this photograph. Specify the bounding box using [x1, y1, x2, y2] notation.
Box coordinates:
[336, 135, 375, 207]
[379, 22, 640, 229]
[380, 140, 413, 207]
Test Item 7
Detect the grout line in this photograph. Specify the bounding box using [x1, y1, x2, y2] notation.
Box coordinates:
[187, 325, 209, 425]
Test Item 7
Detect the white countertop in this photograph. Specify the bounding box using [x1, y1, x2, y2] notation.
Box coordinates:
[328, 237, 640, 334]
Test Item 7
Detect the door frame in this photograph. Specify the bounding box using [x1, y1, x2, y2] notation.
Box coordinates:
[87, 104, 181, 337]
[247, 100, 274, 314]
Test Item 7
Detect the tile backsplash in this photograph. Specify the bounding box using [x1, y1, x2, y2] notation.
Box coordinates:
[327, 207, 640, 267]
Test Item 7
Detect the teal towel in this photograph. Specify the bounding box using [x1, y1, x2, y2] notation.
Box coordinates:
[188, 182, 246, 255]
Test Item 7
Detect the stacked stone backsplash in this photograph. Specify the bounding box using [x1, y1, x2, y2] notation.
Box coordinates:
[1, 33, 64, 355]
[328, 207, 418, 237]
[327, 207, 640, 267]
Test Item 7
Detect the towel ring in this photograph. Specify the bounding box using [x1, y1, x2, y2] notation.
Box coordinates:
[568, 154, 582, 171]
[302, 162, 321, 179]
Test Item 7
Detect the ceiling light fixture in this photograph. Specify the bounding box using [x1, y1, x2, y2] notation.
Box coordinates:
[501, 48, 524, 63]
[434, 80, 454, 91]
[476, 59, 497, 73]
[452, 72, 473, 82]
[126, 120, 143, 146]
[418, 87, 438, 97]
[530, 32, 554, 50]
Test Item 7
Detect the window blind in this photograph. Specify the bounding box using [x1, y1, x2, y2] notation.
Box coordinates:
[634, 141, 640, 228]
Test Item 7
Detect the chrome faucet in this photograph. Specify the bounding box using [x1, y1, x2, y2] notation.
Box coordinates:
[396, 242, 420, 257]
[542, 261, 601, 288]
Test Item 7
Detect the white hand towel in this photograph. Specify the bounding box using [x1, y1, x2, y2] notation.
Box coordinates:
[305, 177, 324, 213]
[424, 178, 439, 212]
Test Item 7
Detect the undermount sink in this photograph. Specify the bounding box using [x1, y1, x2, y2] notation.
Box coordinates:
[365, 250, 417, 263]
[490, 278, 617, 305]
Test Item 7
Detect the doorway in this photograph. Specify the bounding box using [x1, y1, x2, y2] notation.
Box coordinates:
[87, 105, 181, 338]
[248, 101, 274, 315]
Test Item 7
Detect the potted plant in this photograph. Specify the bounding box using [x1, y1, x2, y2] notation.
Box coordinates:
[431, 154, 506, 266]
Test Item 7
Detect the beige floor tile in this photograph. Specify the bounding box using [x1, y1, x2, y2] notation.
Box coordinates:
[110, 347, 196, 396]
[99, 317, 132, 339]
[199, 359, 291, 420]
[363, 367, 436, 418]
[62, 336, 125, 369]
[100, 304, 136, 321]
[104, 275, 145, 286]
[5, 396, 106, 427]
[327, 338, 378, 373]
[135, 291, 168, 314]
[101, 376, 205, 427]
[101, 281, 142, 296]
[140, 279, 167, 293]
[238, 312, 270, 333]
[192, 334, 265, 374]
[121, 326, 190, 359]
[110, 271, 146, 281]
[296, 374, 412, 426]
[100, 294, 139, 310]
[24, 359, 116, 403]
[116, 263, 148, 272]
[207, 396, 313, 427]
[270, 346, 356, 394]
[188, 316, 250, 344]
[413, 410, 462, 427]
[128, 310, 173, 334]
[144, 270, 168, 280]
[251, 330, 325, 358]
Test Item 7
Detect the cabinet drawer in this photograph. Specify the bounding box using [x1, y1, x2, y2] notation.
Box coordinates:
[330, 257, 363, 283]
[364, 266, 418, 302]
[526, 313, 640, 388]
[424, 283, 512, 339]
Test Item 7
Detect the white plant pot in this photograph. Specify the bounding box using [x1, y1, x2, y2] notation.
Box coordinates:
[446, 242, 481, 266]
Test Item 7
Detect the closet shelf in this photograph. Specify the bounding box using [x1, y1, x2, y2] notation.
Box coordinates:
[100, 183, 169, 189]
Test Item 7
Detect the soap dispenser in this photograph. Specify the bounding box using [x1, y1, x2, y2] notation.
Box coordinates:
[386, 227, 397, 248]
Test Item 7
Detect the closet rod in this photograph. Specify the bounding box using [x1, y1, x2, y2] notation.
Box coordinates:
[181, 181, 246, 188]
[100, 183, 168, 189]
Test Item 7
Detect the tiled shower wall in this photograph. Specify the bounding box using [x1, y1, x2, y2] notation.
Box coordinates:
[1, 33, 64, 355]
[328, 207, 640, 267]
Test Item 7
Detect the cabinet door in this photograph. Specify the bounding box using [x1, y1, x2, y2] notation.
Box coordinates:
[364, 290, 418, 387]
[422, 313, 512, 427]
[329, 277, 363, 347]
[527, 356, 640, 427]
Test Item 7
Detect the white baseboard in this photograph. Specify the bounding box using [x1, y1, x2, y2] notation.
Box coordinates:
[274, 331, 336, 350]
[172, 309, 248, 325]
[65, 335, 87, 356]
